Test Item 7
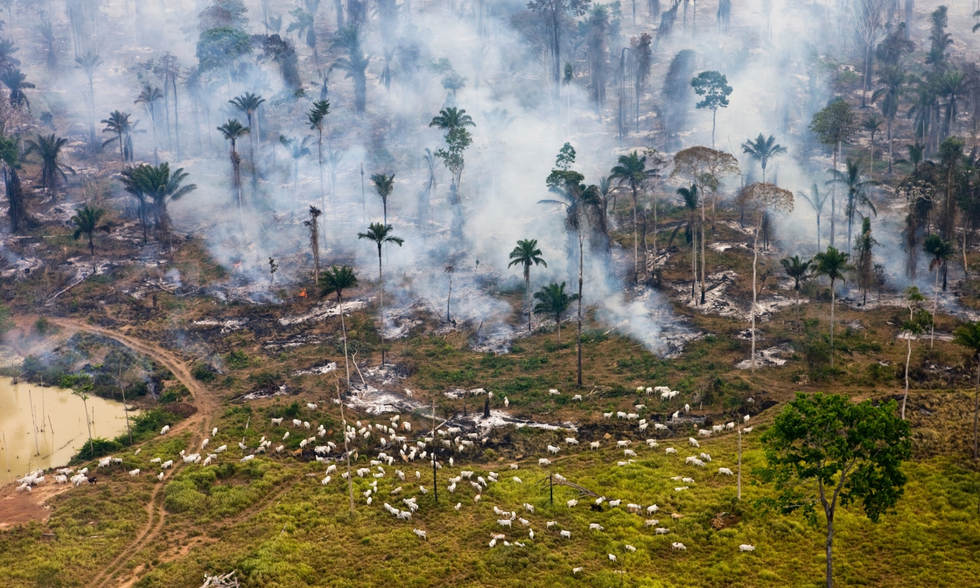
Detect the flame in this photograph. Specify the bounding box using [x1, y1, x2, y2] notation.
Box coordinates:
[299, 289, 307, 298]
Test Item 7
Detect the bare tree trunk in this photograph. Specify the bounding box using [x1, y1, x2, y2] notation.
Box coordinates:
[830, 279, 836, 369]
[825, 516, 835, 588]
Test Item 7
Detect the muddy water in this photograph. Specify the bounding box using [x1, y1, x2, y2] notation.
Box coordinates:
[0, 377, 131, 485]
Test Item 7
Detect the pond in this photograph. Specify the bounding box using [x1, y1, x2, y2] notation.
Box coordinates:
[0, 377, 132, 485]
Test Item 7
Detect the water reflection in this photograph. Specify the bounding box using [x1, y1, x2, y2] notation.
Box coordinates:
[0, 377, 131, 485]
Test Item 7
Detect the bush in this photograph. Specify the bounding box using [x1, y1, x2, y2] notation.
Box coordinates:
[159, 384, 189, 404]
[73, 437, 123, 463]
[164, 479, 207, 513]
[0, 304, 11, 335]
[227, 350, 250, 369]
[34, 317, 50, 334]
[192, 362, 217, 382]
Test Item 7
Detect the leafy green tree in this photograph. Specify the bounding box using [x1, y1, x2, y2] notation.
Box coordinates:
[780, 255, 811, 325]
[358, 223, 404, 365]
[829, 159, 878, 250]
[319, 265, 358, 390]
[923, 234, 954, 349]
[196, 27, 252, 74]
[24, 134, 74, 195]
[533, 282, 579, 347]
[218, 119, 249, 234]
[759, 392, 911, 588]
[526, 0, 593, 89]
[610, 150, 649, 281]
[691, 70, 733, 148]
[508, 239, 548, 332]
[813, 246, 854, 368]
[901, 286, 928, 420]
[371, 173, 395, 224]
[741, 133, 786, 184]
[70, 204, 109, 255]
[952, 321, 980, 459]
[331, 26, 369, 116]
[810, 98, 858, 246]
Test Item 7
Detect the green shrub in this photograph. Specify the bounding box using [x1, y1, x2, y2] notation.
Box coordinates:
[191, 362, 217, 382]
[227, 350, 250, 369]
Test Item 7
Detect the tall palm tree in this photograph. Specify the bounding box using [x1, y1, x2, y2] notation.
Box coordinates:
[0, 37, 21, 74]
[609, 151, 648, 281]
[371, 173, 395, 224]
[533, 282, 579, 348]
[428, 107, 475, 131]
[319, 265, 358, 390]
[1, 69, 34, 109]
[70, 204, 108, 255]
[872, 65, 906, 173]
[814, 246, 854, 369]
[862, 114, 882, 175]
[135, 84, 163, 161]
[670, 184, 700, 301]
[229, 92, 266, 169]
[798, 183, 829, 252]
[507, 239, 548, 332]
[923, 234, 954, 349]
[281, 135, 311, 191]
[74, 50, 103, 149]
[24, 134, 74, 195]
[287, 1, 319, 62]
[358, 223, 404, 365]
[331, 26, 369, 117]
[307, 100, 330, 219]
[936, 68, 964, 141]
[120, 165, 150, 244]
[101, 110, 141, 162]
[952, 321, 980, 460]
[780, 255, 812, 326]
[218, 119, 250, 235]
[740, 133, 787, 184]
[828, 159, 878, 249]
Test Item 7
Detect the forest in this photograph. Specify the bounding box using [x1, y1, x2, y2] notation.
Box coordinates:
[0, 0, 979, 587]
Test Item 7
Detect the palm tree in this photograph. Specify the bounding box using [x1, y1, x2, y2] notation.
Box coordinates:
[218, 119, 250, 235]
[428, 107, 475, 131]
[71, 205, 109, 255]
[533, 282, 579, 348]
[120, 166, 150, 244]
[670, 184, 700, 301]
[281, 135, 311, 191]
[780, 255, 812, 326]
[1, 69, 34, 109]
[952, 321, 980, 460]
[135, 84, 163, 161]
[923, 234, 954, 349]
[740, 133, 787, 184]
[74, 50, 103, 149]
[798, 183, 829, 252]
[101, 110, 141, 162]
[287, 2, 319, 62]
[872, 65, 906, 173]
[358, 223, 404, 365]
[320, 265, 358, 390]
[862, 114, 882, 174]
[507, 239, 548, 332]
[371, 173, 395, 224]
[229, 92, 266, 169]
[331, 26, 369, 117]
[609, 151, 648, 281]
[24, 134, 74, 195]
[813, 246, 854, 369]
[121, 163, 196, 246]
[307, 100, 330, 218]
[0, 37, 21, 74]
[829, 159, 878, 249]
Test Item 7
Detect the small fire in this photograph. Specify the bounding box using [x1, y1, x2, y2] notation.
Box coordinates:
[299, 289, 307, 298]
[234, 262, 242, 270]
